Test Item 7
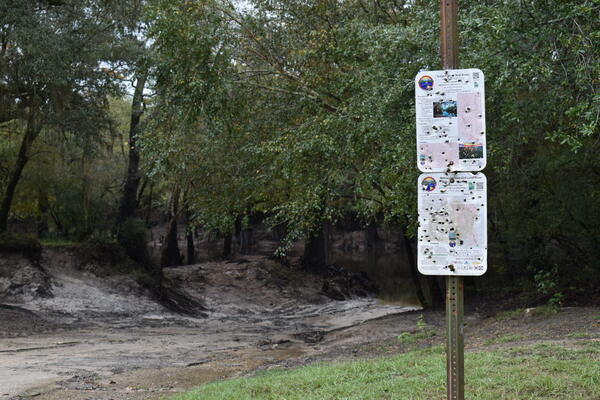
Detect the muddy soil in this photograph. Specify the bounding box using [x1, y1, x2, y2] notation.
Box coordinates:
[1, 249, 598, 400]
[0, 251, 419, 399]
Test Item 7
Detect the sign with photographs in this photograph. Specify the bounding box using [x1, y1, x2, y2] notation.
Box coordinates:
[415, 69, 486, 172]
[417, 172, 487, 276]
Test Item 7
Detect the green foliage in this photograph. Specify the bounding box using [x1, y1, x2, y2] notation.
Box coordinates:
[143, 0, 600, 299]
[461, 0, 600, 296]
[0, 0, 597, 300]
[145, 0, 436, 247]
[0, 0, 145, 236]
[3, 95, 131, 239]
[534, 265, 565, 306]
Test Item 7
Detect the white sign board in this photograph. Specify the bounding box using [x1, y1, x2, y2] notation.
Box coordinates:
[417, 172, 487, 276]
[415, 69, 486, 172]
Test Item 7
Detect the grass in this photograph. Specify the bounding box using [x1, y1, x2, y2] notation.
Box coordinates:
[39, 238, 81, 247]
[493, 308, 526, 320]
[484, 333, 526, 345]
[396, 314, 437, 345]
[396, 329, 436, 345]
[172, 341, 599, 400]
[567, 332, 594, 339]
[493, 304, 560, 321]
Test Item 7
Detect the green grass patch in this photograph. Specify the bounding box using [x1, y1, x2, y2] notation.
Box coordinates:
[530, 304, 561, 317]
[396, 314, 436, 345]
[567, 332, 594, 339]
[40, 239, 81, 248]
[484, 333, 526, 345]
[396, 329, 436, 345]
[173, 342, 599, 400]
[493, 308, 525, 321]
[493, 305, 560, 321]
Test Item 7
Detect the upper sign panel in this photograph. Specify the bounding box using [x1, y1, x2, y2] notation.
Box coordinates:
[415, 69, 486, 172]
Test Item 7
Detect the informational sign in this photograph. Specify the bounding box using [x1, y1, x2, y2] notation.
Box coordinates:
[417, 172, 487, 276]
[415, 69, 486, 172]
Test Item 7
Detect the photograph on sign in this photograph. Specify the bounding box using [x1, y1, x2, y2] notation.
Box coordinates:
[415, 69, 486, 172]
[417, 172, 487, 276]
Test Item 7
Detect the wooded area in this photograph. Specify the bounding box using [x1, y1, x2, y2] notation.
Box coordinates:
[1, 1, 599, 399]
[1, 0, 598, 305]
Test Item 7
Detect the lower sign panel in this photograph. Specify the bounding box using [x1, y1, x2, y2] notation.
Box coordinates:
[417, 172, 487, 276]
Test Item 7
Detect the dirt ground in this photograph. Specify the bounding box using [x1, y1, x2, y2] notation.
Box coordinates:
[0, 251, 420, 399]
[1, 250, 598, 400]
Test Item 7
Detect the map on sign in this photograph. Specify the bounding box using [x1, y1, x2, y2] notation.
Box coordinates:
[417, 172, 487, 276]
[415, 69, 486, 172]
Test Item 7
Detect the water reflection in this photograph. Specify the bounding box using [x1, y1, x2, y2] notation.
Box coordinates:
[333, 248, 421, 308]
[169, 234, 421, 308]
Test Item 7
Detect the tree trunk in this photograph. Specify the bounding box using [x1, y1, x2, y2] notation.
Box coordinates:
[160, 187, 181, 268]
[234, 216, 241, 243]
[160, 215, 181, 268]
[48, 204, 64, 234]
[0, 112, 41, 232]
[365, 222, 380, 251]
[115, 72, 147, 229]
[36, 189, 49, 238]
[185, 210, 196, 265]
[186, 230, 195, 264]
[240, 228, 252, 254]
[222, 232, 232, 258]
[272, 222, 287, 242]
[81, 153, 90, 238]
[302, 221, 332, 272]
[145, 182, 154, 225]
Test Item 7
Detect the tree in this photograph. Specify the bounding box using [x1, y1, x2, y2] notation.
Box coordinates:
[115, 71, 148, 228]
[0, 0, 125, 232]
[145, 0, 599, 301]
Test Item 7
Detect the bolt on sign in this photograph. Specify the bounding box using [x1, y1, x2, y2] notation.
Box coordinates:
[415, 69, 486, 172]
[417, 172, 487, 276]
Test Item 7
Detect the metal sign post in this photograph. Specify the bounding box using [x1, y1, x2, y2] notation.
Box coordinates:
[415, 2, 488, 399]
[446, 272, 464, 399]
[440, 0, 465, 400]
[441, 1, 463, 399]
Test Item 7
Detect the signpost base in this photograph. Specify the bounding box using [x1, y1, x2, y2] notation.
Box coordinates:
[446, 276, 464, 400]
